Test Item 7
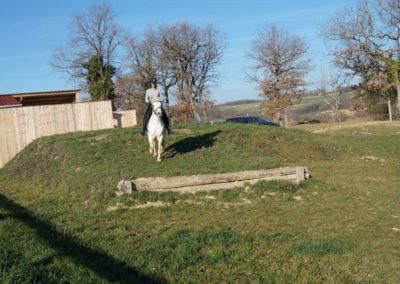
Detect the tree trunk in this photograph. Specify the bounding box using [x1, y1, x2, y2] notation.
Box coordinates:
[189, 98, 201, 122]
[276, 111, 283, 126]
[177, 79, 185, 104]
[284, 109, 288, 127]
[202, 106, 208, 121]
[388, 98, 393, 122]
[393, 68, 400, 116]
[186, 79, 201, 122]
[164, 87, 170, 108]
[396, 80, 400, 116]
[397, 40, 400, 116]
[336, 97, 341, 123]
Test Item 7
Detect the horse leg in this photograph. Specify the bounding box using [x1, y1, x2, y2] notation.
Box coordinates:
[148, 135, 154, 155]
[157, 136, 163, 162]
[153, 137, 158, 158]
[160, 138, 165, 154]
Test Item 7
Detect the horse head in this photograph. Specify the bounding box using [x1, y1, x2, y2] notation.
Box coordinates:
[151, 101, 163, 117]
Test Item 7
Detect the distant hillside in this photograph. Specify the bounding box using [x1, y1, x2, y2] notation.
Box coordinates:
[214, 91, 369, 123]
[218, 99, 262, 107]
[215, 101, 261, 118]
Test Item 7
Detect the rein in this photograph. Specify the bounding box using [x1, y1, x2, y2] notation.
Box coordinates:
[152, 105, 163, 116]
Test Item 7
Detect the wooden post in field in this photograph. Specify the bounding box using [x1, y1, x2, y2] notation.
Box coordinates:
[388, 99, 393, 122]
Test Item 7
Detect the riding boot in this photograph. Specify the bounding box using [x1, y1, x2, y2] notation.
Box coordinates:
[139, 104, 152, 135]
[161, 111, 174, 134]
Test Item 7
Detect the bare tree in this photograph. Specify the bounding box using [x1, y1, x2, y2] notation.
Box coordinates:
[52, 5, 124, 101]
[152, 28, 179, 107]
[121, 28, 177, 115]
[121, 22, 224, 121]
[366, 72, 396, 121]
[114, 74, 146, 115]
[160, 22, 224, 121]
[123, 34, 157, 110]
[319, 69, 348, 122]
[321, 0, 400, 114]
[248, 25, 310, 125]
[376, 0, 400, 113]
[124, 28, 179, 106]
[125, 36, 156, 86]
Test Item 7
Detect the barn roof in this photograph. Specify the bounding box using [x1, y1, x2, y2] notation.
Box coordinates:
[0, 95, 22, 108]
[0, 89, 81, 97]
[0, 89, 81, 106]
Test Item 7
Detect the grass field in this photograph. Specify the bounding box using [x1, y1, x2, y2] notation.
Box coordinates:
[217, 102, 261, 116]
[1, 123, 400, 283]
[217, 92, 356, 122]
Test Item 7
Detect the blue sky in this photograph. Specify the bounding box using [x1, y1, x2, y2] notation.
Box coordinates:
[0, 0, 355, 103]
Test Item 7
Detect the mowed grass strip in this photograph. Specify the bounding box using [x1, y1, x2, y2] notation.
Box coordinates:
[0, 123, 399, 283]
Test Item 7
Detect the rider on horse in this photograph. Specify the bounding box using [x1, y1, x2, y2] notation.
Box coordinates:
[139, 77, 174, 135]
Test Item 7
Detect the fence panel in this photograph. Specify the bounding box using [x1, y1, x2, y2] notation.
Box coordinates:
[113, 110, 137, 128]
[0, 101, 113, 168]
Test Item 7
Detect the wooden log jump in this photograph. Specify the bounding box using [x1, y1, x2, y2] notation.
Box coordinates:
[131, 167, 309, 194]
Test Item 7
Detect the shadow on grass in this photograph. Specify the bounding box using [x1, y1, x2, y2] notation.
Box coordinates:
[0, 213, 14, 221]
[0, 193, 164, 284]
[166, 130, 222, 157]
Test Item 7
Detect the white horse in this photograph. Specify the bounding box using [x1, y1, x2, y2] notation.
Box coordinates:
[147, 101, 166, 162]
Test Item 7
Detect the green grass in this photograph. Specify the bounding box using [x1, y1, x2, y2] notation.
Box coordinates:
[1, 123, 400, 283]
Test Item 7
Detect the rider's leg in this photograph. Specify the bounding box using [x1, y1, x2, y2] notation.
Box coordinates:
[140, 104, 152, 135]
[161, 110, 174, 134]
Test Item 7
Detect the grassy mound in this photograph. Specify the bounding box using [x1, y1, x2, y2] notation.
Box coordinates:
[1, 123, 399, 283]
[1, 124, 338, 204]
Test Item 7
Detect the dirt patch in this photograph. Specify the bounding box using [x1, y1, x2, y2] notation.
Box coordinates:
[262, 192, 277, 199]
[204, 195, 217, 200]
[81, 134, 109, 142]
[294, 121, 400, 133]
[219, 198, 252, 208]
[293, 195, 303, 201]
[107, 196, 255, 212]
[107, 201, 170, 212]
[174, 128, 193, 134]
[360, 156, 385, 163]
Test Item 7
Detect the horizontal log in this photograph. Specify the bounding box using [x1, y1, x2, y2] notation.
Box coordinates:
[133, 167, 309, 192]
[150, 174, 299, 194]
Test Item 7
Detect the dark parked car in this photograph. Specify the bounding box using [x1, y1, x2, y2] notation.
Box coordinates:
[225, 116, 280, 126]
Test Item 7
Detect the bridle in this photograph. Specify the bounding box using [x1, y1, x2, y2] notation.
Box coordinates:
[151, 103, 163, 116]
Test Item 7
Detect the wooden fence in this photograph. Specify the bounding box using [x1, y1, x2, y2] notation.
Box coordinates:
[0, 101, 113, 168]
[113, 110, 137, 128]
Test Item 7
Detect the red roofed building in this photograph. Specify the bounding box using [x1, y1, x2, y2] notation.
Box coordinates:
[0, 96, 22, 108]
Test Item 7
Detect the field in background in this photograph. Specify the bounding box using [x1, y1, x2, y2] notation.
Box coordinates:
[216, 101, 261, 117]
[215, 91, 383, 123]
[1, 122, 400, 282]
